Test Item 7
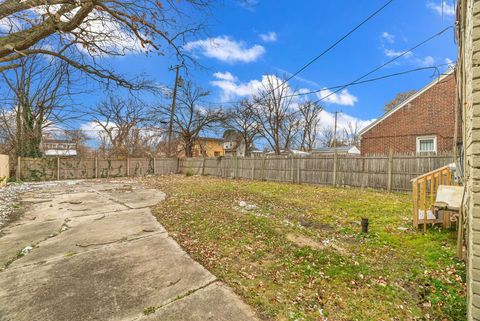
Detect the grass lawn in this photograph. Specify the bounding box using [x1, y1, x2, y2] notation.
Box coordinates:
[142, 175, 466, 321]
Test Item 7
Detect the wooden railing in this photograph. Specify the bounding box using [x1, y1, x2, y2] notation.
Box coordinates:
[412, 163, 457, 231]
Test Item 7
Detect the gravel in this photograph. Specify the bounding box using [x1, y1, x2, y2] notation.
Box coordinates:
[0, 183, 46, 231]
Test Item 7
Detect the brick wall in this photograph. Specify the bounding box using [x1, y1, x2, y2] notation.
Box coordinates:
[360, 73, 458, 155]
[459, 0, 480, 319]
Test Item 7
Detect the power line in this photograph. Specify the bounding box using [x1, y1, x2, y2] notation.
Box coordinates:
[199, 63, 454, 106]
[313, 26, 453, 104]
[285, 64, 454, 99]
[271, 0, 395, 93]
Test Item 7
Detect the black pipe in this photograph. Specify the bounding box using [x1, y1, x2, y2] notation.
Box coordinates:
[361, 218, 369, 233]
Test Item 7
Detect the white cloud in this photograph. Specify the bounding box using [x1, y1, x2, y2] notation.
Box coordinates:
[211, 72, 358, 107]
[210, 72, 264, 101]
[445, 57, 455, 69]
[213, 71, 237, 82]
[384, 48, 438, 68]
[316, 89, 358, 106]
[384, 48, 413, 58]
[381, 32, 395, 44]
[72, 10, 148, 56]
[427, 1, 456, 17]
[238, 0, 259, 10]
[80, 121, 112, 141]
[184, 36, 265, 63]
[275, 67, 320, 87]
[417, 55, 436, 67]
[317, 111, 374, 134]
[31, 6, 148, 56]
[259, 32, 277, 42]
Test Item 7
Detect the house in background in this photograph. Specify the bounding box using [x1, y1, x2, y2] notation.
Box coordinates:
[41, 139, 77, 157]
[223, 129, 246, 157]
[265, 149, 311, 157]
[312, 146, 360, 156]
[359, 71, 460, 156]
[177, 137, 224, 158]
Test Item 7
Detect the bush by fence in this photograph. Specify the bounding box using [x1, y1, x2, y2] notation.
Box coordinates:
[17, 154, 454, 191]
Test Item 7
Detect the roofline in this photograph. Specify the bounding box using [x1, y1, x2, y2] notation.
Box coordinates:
[359, 70, 455, 137]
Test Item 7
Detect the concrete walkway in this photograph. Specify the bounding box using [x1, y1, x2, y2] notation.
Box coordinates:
[0, 180, 257, 321]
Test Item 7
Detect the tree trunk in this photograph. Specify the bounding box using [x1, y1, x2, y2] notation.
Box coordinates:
[185, 140, 193, 158]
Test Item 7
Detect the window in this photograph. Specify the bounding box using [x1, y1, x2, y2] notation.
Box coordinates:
[416, 136, 437, 154]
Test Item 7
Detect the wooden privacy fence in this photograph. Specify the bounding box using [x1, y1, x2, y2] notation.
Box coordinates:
[180, 154, 454, 191]
[17, 157, 179, 181]
[17, 154, 453, 191]
[0, 154, 9, 187]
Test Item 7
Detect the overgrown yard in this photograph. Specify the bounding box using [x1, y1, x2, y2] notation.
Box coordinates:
[142, 175, 466, 321]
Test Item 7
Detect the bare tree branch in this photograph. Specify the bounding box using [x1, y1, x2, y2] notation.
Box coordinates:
[153, 81, 225, 157]
[0, 0, 210, 89]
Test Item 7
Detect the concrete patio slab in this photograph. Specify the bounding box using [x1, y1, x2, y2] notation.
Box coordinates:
[0, 179, 257, 321]
[138, 282, 258, 321]
[9, 208, 167, 268]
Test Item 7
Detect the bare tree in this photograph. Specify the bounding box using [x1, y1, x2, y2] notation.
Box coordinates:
[317, 126, 335, 148]
[63, 129, 91, 157]
[342, 121, 361, 147]
[0, 0, 210, 87]
[154, 81, 225, 157]
[225, 99, 260, 156]
[298, 101, 322, 151]
[317, 121, 360, 148]
[90, 96, 151, 157]
[384, 90, 416, 112]
[0, 55, 79, 157]
[126, 127, 163, 157]
[252, 74, 299, 154]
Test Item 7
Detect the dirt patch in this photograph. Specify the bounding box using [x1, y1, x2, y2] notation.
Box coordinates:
[286, 233, 325, 250]
[296, 217, 335, 232]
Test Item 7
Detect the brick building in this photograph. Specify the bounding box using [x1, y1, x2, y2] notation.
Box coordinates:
[457, 0, 480, 319]
[359, 71, 460, 156]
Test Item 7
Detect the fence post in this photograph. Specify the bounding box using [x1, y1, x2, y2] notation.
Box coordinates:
[153, 158, 156, 175]
[202, 157, 206, 176]
[251, 157, 255, 179]
[235, 157, 239, 179]
[262, 156, 266, 181]
[16, 156, 21, 181]
[95, 158, 98, 178]
[333, 151, 338, 187]
[387, 151, 393, 191]
[126, 158, 130, 177]
[291, 155, 295, 183]
[297, 157, 302, 184]
[57, 157, 60, 181]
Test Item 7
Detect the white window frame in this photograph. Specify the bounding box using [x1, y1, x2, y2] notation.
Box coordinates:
[416, 135, 437, 154]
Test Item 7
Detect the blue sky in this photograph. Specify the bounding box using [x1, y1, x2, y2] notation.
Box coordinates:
[79, 0, 457, 138]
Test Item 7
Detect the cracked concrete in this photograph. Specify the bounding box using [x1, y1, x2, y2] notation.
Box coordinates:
[0, 179, 257, 321]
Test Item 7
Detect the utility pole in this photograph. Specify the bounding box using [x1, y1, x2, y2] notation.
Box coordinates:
[333, 111, 338, 148]
[168, 65, 181, 157]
